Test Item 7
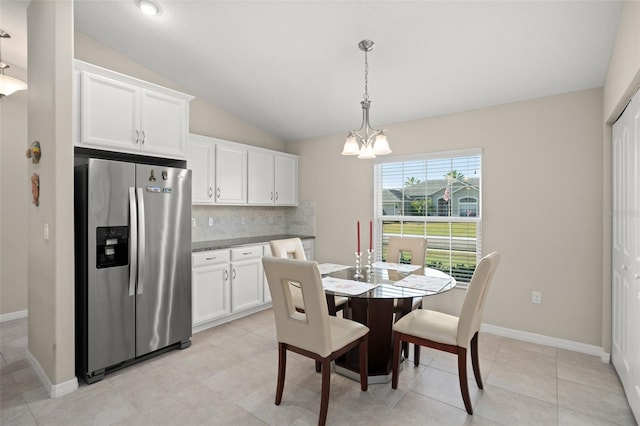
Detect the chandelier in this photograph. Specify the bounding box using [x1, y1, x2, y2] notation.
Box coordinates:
[0, 30, 28, 99]
[341, 39, 391, 159]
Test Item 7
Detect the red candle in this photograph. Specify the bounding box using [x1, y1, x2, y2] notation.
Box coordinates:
[369, 220, 373, 251]
[357, 220, 361, 253]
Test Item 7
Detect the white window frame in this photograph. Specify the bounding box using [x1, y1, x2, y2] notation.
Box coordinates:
[373, 148, 482, 284]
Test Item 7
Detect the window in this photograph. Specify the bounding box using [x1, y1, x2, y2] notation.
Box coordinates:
[374, 149, 482, 283]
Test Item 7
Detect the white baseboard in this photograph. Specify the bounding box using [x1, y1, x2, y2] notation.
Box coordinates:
[0, 310, 28, 323]
[26, 349, 78, 398]
[481, 323, 610, 363]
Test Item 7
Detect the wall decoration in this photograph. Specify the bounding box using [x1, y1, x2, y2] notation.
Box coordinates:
[26, 141, 41, 164]
[31, 173, 39, 206]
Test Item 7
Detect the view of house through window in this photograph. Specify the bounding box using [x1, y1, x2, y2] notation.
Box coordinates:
[373, 149, 482, 283]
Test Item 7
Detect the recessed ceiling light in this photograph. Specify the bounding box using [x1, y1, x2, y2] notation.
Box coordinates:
[137, 0, 162, 16]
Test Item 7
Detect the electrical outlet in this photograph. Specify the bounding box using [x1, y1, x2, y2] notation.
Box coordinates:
[192, 218, 196, 228]
[532, 291, 542, 304]
[208, 217, 214, 227]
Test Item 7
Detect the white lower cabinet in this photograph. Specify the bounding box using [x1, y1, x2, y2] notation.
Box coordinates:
[230, 246, 264, 312]
[192, 250, 231, 326]
[192, 239, 313, 332]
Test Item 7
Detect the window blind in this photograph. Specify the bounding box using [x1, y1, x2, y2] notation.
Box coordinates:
[373, 149, 482, 283]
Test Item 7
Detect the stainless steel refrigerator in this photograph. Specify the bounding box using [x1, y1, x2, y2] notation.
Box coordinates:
[74, 157, 192, 383]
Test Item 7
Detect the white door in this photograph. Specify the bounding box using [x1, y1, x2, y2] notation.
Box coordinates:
[192, 263, 230, 326]
[80, 71, 139, 151]
[274, 154, 298, 205]
[231, 259, 263, 312]
[216, 144, 247, 204]
[612, 92, 640, 420]
[248, 150, 275, 204]
[140, 90, 188, 159]
[188, 135, 215, 204]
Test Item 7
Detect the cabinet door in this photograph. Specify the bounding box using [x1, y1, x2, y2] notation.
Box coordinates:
[216, 144, 247, 204]
[140, 90, 188, 159]
[80, 71, 139, 151]
[192, 263, 230, 326]
[274, 154, 298, 205]
[188, 136, 215, 204]
[248, 150, 275, 204]
[230, 259, 263, 312]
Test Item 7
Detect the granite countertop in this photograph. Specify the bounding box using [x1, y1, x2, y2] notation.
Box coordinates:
[192, 234, 315, 252]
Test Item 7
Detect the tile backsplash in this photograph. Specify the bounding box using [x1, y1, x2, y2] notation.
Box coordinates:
[192, 200, 316, 242]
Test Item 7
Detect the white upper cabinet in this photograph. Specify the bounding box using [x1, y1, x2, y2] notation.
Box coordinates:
[74, 60, 193, 159]
[188, 133, 298, 206]
[248, 150, 275, 204]
[215, 143, 247, 204]
[248, 148, 298, 206]
[274, 153, 298, 205]
[188, 134, 215, 204]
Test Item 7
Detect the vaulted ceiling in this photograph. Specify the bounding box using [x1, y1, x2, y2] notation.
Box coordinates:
[2, 1, 623, 142]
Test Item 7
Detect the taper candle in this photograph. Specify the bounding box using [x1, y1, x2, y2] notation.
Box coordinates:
[357, 220, 361, 253]
[369, 219, 373, 251]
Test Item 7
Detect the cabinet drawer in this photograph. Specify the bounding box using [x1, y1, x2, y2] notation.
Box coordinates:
[193, 249, 230, 267]
[231, 245, 263, 260]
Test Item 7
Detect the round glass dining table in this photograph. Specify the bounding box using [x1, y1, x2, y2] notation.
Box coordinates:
[321, 264, 457, 384]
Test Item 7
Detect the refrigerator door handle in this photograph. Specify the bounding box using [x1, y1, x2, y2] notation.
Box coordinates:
[136, 187, 146, 295]
[128, 187, 138, 297]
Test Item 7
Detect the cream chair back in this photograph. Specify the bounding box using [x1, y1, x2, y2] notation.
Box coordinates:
[386, 236, 427, 266]
[270, 238, 307, 260]
[262, 257, 333, 357]
[457, 251, 500, 347]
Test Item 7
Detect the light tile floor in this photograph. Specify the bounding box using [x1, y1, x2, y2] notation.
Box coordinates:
[1, 310, 637, 425]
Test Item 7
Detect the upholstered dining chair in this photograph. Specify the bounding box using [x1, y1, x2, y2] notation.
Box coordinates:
[386, 236, 427, 266]
[269, 238, 349, 315]
[391, 251, 501, 415]
[262, 256, 369, 426]
[386, 236, 428, 356]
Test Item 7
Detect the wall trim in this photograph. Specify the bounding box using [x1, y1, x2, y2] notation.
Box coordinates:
[26, 350, 78, 398]
[482, 323, 611, 363]
[0, 310, 28, 323]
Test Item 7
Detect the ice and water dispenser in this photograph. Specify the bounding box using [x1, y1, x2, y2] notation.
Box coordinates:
[96, 226, 129, 269]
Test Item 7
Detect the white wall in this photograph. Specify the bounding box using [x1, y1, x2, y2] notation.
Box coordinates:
[27, 0, 77, 394]
[0, 64, 28, 317]
[600, 0, 640, 353]
[288, 88, 604, 347]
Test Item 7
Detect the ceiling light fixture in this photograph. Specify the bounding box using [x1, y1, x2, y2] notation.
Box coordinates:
[0, 30, 28, 99]
[342, 39, 391, 159]
[137, 0, 162, 16]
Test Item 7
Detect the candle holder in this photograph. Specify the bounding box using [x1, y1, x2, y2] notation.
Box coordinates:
[353, 251, 363, 280]
[366, 248, 373, 281]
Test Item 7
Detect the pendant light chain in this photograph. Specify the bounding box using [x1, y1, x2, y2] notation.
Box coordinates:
[363, 50, 369, 102]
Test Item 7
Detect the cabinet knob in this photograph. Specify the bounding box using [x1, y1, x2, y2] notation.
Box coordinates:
[232, 268, 236, 280]
[270, 191, 273, 201]
[141, 130, 146, 144]
[224, 269, 228, 281]
[275, 191, 279, 201]
[217, 187, 221, 199]
[208, 187, 213, 198]
[135, 130, 140, 144]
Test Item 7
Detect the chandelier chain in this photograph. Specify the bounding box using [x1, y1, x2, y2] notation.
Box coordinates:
[363, 50, 369, 101]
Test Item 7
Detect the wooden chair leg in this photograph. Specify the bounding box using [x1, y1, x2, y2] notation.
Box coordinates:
[457, 347, 473, 415]
[315, 360, 321, 373]
[359, 336, 368, 391]
[470, 332, 483, 389]
[276, 343, 286, 405]
[391, 333, 402, 389]
[414, 343, 421, 366]
[319, 359, 331, 426]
